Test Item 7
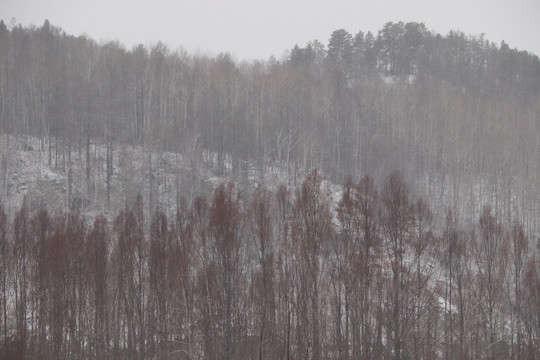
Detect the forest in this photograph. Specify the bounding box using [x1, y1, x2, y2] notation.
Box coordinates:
[0, 20, 539, 233]
[0, 19, 539, 359]
[0, 170, 539, 360]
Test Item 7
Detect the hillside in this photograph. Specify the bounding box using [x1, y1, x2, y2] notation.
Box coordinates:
[0, 19, 539, 360]
[0, 22, 540, 236]
[1, 133, 297, 220]
[0, 20, 538, 236]
[0, 161, 537, 360]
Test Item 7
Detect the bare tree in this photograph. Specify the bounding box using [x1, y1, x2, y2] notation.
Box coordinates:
[86, 216, 110, 359]
[249, 186, 277, 359]
[381, 170, 414, 360]
[149, 210, 171, 358]
[12, 200, 31, 352]
[275, 184, 294, 359]
[291, 170, 334, 360]
[335, 176, 382, 358]
[508, 222, 528, 359]
[474, 206, 509, 359]
[208, 182, 245, 359]
[0, 205, 8, 344]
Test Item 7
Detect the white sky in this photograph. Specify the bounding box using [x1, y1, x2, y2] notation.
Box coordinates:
[2, 0, 539, 60]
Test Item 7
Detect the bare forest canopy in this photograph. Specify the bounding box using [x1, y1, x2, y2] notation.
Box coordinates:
[0, 19, 540, 360]
[0, 170, 539, 359]
[1, 20, 539, 236]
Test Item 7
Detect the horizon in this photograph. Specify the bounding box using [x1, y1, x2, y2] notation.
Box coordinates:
[2, 0, 539, 60]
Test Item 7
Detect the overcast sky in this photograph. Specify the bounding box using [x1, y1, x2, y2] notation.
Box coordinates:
[2, 0, 539, 60]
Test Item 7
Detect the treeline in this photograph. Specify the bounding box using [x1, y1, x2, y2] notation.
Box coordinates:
[1, 20, 539, 235]
[0, 170, 538, 360]
[293, 23, 540, 98]
[0, 20, 539, 233]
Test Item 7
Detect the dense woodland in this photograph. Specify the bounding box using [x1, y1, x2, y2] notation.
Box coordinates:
[0, 20, 539, 234]
[0, 19, 540, 359]
[0, 170, 539, 360]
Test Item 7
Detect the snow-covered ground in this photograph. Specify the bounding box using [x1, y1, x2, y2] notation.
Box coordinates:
[0, 134, 299, 222]
[1, 133, 538, 240]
